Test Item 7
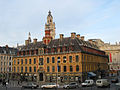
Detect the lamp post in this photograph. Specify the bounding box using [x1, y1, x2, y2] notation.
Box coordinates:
[56, 59, 58, 90]
[97, 63, 101, 79]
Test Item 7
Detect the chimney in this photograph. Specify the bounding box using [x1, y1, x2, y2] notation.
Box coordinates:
[59, 34, 64, 40]
[25, 40, 29, 45]
[81, 36, 85, 41]
[33, 38, 37, 44]
[88, 39, 93, 44]
[71, 32, 76, 39]
[76, 34, 80, 39]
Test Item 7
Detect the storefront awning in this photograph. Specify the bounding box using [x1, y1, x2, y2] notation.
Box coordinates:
[88, 72, 96, 77]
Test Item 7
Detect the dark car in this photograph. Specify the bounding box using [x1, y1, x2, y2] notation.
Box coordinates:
[22, 82, 39, 89]
[63, 82, 79, 89]
[111, 78, 119, 83]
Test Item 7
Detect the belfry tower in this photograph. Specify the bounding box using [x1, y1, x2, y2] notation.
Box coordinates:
[43, 11, 56, 45]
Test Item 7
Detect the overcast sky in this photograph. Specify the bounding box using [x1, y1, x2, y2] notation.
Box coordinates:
[0, 0, 120, 47]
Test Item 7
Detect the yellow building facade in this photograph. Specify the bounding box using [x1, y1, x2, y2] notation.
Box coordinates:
[12, 11, 108, 82]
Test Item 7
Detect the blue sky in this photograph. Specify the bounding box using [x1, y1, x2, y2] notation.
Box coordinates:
[0, 0, 120, 47]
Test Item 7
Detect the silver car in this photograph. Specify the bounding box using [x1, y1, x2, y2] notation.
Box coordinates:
[22, 82, 39, 89]
[41, 83, 59, 89]
[63, 82, 79, 89]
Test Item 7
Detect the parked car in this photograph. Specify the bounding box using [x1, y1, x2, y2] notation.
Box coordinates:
[96, 79, 110, 87]
[41, 83, 59, 89]
[115, 83, 120, 90]
[111, 78, 119, 83]
[63, 82, 79, 89]
[22, 82, 39, 89]
[81, 79, 94, 87]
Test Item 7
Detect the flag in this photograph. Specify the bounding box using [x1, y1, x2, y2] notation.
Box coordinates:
[109, 53, 112, 62]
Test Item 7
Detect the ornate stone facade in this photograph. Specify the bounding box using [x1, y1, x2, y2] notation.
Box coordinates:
[88, 39, 120, 73]
[13, 11, 108, 83]
[0, 45, 17, 79]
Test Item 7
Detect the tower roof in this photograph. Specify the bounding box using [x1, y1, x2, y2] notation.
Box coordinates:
[48, 10, 53, 18]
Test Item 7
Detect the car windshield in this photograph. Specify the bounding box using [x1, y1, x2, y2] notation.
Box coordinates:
[85, 81, 88, 83]
[97, 81, 101, 83]
[112, 78, 117, 80]
[47, 83, 56, 85]
[27, 83, 33, 85]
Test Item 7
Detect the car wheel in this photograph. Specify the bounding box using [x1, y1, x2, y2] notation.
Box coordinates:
[97, 86, 99, 88]
[108, 84, 110, 88]
[67, 86, 69, 89]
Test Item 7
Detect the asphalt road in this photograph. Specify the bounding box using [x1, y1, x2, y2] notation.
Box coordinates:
[0, 85, 119, 90]
[0, 78, 120, 90]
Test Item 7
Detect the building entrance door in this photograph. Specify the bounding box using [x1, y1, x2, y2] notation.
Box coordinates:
[39, 73, 43, 81]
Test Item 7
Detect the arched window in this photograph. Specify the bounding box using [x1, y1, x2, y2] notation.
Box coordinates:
[21, 59, 23, 64]
[76, 55, 79, 62]
[70, 66, 73, 72]
[21, 67, 23, 72]
[57, 57, 60, 63]
[34, 66, 36, 72]
[63, 56, 66, 63]
[58, 66, 61, 72]
[52, 57, 55, 63]
[52, 66, 55, 72]
[64, 66, 67, 72]
[17, 59, 19, 64]
[29, 67, 32, 72]
[47, 57, 49, 63]
[17, 67, 19, 72]
[25, 67, 27, 72]
[69, 56, 72, 63]
[76, 65, 79, 72]
[47, 66, 50, 72]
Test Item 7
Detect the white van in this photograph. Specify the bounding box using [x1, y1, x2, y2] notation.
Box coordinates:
[81, 79, 94, 87]
[96, 79, 110, 87]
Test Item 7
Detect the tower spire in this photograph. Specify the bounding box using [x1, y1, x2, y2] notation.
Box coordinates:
[48, 10, 51, 15]
[28, 32, 31, 43]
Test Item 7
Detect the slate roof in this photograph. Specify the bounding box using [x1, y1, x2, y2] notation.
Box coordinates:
[18, 41, 46, 51]
[18, 37, 99, 52]
[0, 46, 18, 55]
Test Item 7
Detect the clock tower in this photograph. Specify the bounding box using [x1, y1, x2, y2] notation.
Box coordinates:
[43, 11, 56, 45]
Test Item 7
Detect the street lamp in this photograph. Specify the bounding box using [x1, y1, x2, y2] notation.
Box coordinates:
[56, 59, 59, 90]
[97, 63, 101, 78]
